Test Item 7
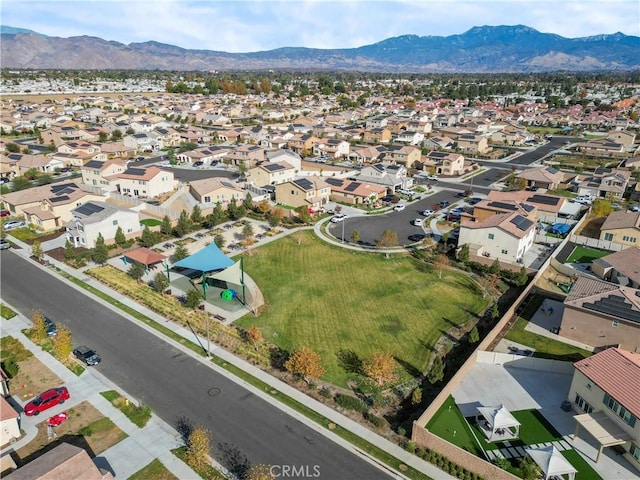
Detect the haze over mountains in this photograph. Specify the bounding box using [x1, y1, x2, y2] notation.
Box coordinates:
[2, 24, 639, 72]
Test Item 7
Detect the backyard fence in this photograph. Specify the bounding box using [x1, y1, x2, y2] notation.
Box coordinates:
[567, 234, 625, 252]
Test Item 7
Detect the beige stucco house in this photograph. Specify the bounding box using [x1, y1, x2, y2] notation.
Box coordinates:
[248, 161, 296, 187]
[66, 201, 141, 248]
[116, 166, 177, 199]
[81, 159, 128, 191]
[188, 177, 245, 207]
[600, 211, 640, 247]
[0, 395, 20, 446]
[275, 177, 330, 210]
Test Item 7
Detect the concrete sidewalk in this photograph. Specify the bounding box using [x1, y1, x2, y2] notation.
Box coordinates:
[3, 235, 454, 479]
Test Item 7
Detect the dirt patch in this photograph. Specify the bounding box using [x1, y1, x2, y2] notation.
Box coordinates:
[535, 265, 572, 297]
[575, 215, 606, 238]
[10, 357, 64, 403]
[14, 401, 127, 464]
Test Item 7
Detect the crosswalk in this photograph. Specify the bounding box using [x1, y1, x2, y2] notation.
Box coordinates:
[485, 436, 573, 461]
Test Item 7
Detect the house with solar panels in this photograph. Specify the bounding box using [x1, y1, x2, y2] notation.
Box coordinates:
[115, 166, 176, 199]
[516, 166, 565, 191]
[248, 161, 296, 187]
[66, 200, 141, 248]
[560, 276, 640, 353]
[324, 177, 387, 205]
[459, 211, 536, 264]
[275, 177, 330, 210]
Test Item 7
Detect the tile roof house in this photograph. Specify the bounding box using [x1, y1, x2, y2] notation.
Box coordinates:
[188, 177, 245, 207]
[560, 276, 640, 352]
[275, 177, 330, 210]
[459, 211, 536, 264]
[248, 161, 296, 187]
[425, 151, 465, 176]
[15, 153, 65, 174]
[568, 347, 639, 470]
[81, 159, 128, 192]
[4, 442, 114, 479]
[324, 177, 387, 205]
[0, 395, 20, 446]
[355, 162, 412, 190]
[591, 247, 640, 288]
[516, 166, 565, 190]
[600, 211, 640, 248]
[66, 200, 141, 248]
[115, 166, 177, 199]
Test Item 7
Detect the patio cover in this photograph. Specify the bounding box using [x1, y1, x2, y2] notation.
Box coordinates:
[476, 404, 521, 440]
[525, 446, 577, 480]
[573, 411, 631, 462]
[123, 247, 166, 266]
[173, 242, 234, 272]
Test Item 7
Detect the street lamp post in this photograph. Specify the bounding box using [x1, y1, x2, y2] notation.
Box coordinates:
[341, 218, 345, 243]
[205, 310, 210, 358]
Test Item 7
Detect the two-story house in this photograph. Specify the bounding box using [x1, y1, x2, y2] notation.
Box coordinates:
[66, 201, 141, 248]
[275, 177, 330, 210]
[115, 166, 177, 199]
[249, 161, 296, 187]
[81, 159, 128, 192]
[383, 145, 421, 169]
[425, 151, 465, 176]
[569, 347, 639, 472]
[189, 177, 245, 207]
[355, 162, 412, 191]
[312, 139, 350, 159]
[600, 211, 640, 247]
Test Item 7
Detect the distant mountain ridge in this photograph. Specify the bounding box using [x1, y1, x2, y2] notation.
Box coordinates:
[2, 24, 639, 72]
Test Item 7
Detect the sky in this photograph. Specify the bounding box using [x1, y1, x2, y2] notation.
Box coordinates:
[2, 0, 639, 53]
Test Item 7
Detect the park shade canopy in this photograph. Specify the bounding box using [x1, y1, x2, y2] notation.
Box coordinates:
[525, 446, 577, 480]
[173, 242, 234, 272]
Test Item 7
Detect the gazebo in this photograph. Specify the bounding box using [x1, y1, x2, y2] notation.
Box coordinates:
[122, 247, 167, 272]
[525, 446, 577, 480]
[475, 404, 521, 442]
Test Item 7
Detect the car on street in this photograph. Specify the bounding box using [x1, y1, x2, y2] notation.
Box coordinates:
[330, 214, 348, 223]
[44, 317, 58, 337]
[193, 161, 204, 167]
[439, 200, 450, 208]
[408, 234, 426, 242]
[414, 218, 423, 227]
[3, 220, 26, 231]
[421, 209, 435, 216]
[24, 387, 69, 416]
[381, 194, 399, 203]
[468, 197, 483, 205]
[60, 167, 74, 173]
[394, 204, 406, 212]
[0, 238, 10, 250]
[135, 156, 145, 162]
[0, 210, 11, 217]
[426, 175, 439, 181]
[73, 346, 101, 366]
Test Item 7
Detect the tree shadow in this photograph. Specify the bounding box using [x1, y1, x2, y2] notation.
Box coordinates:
[419, 340, 435, 353]
[217, 442, 251, 479]
[393, 355, 421, 378]
[175, 415, 194, 443]
[336, 348, 364, 375]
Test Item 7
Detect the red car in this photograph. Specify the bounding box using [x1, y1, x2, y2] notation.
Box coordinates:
[24, 387, 70, 416]
[0, 210, 10, 217]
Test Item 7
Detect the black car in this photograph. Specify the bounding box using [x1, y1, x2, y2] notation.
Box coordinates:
[73, 346, 101, 366]
[408, 234, 426, 242]
[193, 161, 204, 167]
[44, 317, 58, 337]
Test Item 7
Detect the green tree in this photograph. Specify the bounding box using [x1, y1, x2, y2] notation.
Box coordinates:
[175, 210, 193, 237]
[190, 205, 203, 224]
[152, 272, 170, 293]
[489, 257, 501, 275]
[11, 177, 32, 191]
[114, 226, 127, 246]
[128, 261, 146, 282]
[92, 233, 109, 264]
[243, 192, 254, 211]
[491, 302, 501, 320]
[24, 168, 39, 180]
[458, 243, 470, 263]
[111, 129, 123, 141]
[242, 222, 254, 240]
[5, 142, 20, 153]
[468, 326, 480, 344]
[411, 387, 423, 406]
[139, 225, 157, 247]
[53, 324, 73, 361]
[31, 240, 43, 261]
[185, 289, 202, 309]
[64, 240, 76, 260]
[160, 215, 173, 236]
[516, 266, 528, 286]
[172, 244, 189, 262]
[427, 356, 445, 384]
[214, 234, 226, 249]
[98, 131, 108, 143]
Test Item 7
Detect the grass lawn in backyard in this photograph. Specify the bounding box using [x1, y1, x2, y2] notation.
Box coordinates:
[426, 396, 483, 456]
[504, 295, 591, 362]
[140, 218, 163, 227]
[237, 231, 489, 387]
[565, 246, 610, 264]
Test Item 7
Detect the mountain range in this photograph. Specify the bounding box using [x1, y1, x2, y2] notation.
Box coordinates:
[2, 25, 639, 73]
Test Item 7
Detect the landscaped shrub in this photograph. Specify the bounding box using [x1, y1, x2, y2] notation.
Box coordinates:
[415, 447, 426, 458]
[319, 387, 332, 398]
[397, 426, 406, 437]
[1, 360, 18, 378]
[404, 441, 416, 454]
[363, 411, 386, 429]
[335, 393, 367, 413]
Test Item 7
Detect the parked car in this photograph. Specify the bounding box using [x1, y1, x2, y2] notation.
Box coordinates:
[394, 204, 406, 212]
[331, 214, 347, 223]
[426, 175, 439, 181]
[468, 197, 483, 205]
[60, 167, 74, 173]
[421, 209, 435, 216]
[193, 161, 204, 167]
[439, 200, 450, 208]
[3, 220, 26, 231]
[0, 238, 10, 250]
[630, 205, 640, 212]
[414, 218, 423, 227]
[381, 194, 399, 203]
[0, 178, 9, 184]
[0, 210, 11, 217]
[73, 346, 101, 366]
[44, 317, 58, 337]
[135, 156, 145, 162]
[23, 387, 69, 416]
[408, 233, 426, 242]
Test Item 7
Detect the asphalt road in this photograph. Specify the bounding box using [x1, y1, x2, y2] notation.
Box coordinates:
[0, 251, 390, 480]
[507, 136, 582, 165]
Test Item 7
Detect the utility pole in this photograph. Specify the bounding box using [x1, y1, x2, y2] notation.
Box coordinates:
[205, 310, 210, 358]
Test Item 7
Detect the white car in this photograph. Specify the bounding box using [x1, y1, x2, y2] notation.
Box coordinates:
[426, 175, 439, 181]
[421, 209, 435, 216]
[330, 214, 347, 223]
[414, 218, 423, 227]
[393, 204, 406, 212]
[3, 220, 26, 231]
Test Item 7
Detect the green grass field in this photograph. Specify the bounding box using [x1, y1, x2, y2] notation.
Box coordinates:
[565, 246, 610, 264]
[238, 231, 489, 387]
[140, 218, 163, 227]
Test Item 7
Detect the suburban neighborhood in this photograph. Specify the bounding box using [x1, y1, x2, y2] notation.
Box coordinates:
[1, 64, 640, 480]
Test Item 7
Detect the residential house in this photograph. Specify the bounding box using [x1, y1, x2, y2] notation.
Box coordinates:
[0, 395, 20, 446]
[66, 201, 141, 248]
[362, 128, 392, 144]
[425, 152, 465, 176]
[15, 153, 64, 174]
[275, 177, 330, 210]
[98, 141, 137, 159]
[347, 145, 386, 164]
[560, 276, 640, 352]
[249, 161, 296, 186]
[578, 138, 626, 156]
[115, 166, 177, 199]
[459, 211, 536, 263]
[606, 130, 636, 149]
[312, 139, 350, 159]
[176, 146, 230, 165]
[516, 166, 565, 191]
[423, 136, 456, 151]
[0, 153, 20, 180]
[568, 347, 639, 473]
[188, 177, 245, 207]
[225, 145, 268, 168]
[81, 159, 128, 192]
[3, 441, 114, 479]
[324, 177, 387, 205]
[592, 247, 640, 288]
[574, 169, 631, 200]
[600, 211, 640, 247]
[472, 191, 574, 222]
[356, 162, 412, 191]
[456, 134, 491, 155]
[123, 132, 163, 152]
[395, 130, 424, 145]
[287, 134, 320, 156]
[265, 149, 302, 171]
[1, 182, 105, 229]
[383, 145, 421, 169]
[365, 116, 389, 129]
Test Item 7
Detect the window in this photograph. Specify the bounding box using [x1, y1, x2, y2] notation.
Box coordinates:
[631, 443, 640, 462]
[604, 233, 614, 241]
[622, 236, 637, 243]
[488, 233, 494, 240]
[501, 249, 508, 255]
[612, 320, 619, 327]
[204, 196, 211, 203]
[575, 394, 593, 413]
[603, 393, 637, 427]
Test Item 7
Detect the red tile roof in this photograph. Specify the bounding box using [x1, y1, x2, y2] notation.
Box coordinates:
[574, 348, 640, 418]
[123, 247, 166, 266]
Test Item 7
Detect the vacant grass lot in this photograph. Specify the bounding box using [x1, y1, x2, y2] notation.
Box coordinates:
[237, 231, 489, 387]
[565, 246, 610, 264]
